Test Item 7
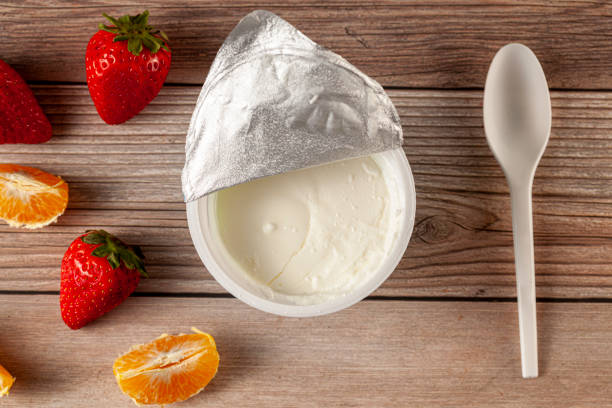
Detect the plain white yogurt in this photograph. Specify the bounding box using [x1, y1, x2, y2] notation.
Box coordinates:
[205, 155, 400, 305]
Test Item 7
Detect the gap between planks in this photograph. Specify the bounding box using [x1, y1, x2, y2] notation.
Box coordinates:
[23, 80, 612, 93]
[2, 290, 612, 305]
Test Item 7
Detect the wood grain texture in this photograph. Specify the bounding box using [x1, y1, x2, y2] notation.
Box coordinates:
[0, 85, 610, 298]
[0, 295, 611, 407]
[1, 1, 612, 88]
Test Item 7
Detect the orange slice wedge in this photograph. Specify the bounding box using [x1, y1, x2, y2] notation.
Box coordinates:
[113, 328, 219, 405]
[0, 164, 68, 229]
[0, 363, 15, 397]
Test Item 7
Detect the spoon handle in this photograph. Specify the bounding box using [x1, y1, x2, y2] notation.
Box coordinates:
[509, 180, 539, 379]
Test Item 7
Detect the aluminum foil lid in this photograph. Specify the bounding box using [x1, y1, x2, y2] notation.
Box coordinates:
[182, 10, 403, 202]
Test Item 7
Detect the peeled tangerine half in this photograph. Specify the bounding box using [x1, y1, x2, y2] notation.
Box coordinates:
[113, 328, 220, 405]
[0, 363, 15, 397]
[0, 164, 68, 228]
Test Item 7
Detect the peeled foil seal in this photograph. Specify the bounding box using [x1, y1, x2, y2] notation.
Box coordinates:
[182, 10, 403, 202]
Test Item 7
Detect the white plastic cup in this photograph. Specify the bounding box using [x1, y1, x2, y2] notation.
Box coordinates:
[186, 148, 416, 317]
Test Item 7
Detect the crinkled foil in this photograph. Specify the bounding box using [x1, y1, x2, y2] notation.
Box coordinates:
[182, 10, 402, 202]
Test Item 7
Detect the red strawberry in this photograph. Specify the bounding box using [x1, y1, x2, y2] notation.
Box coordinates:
[60, 230, 148, 329]
[0, 59, 52, 144]
[85, 10, 171, 125]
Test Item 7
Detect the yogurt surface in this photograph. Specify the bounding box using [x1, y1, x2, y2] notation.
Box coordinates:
[208, 155, 398, 305]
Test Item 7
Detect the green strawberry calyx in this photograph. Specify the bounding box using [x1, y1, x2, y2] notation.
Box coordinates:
[98, 10, 169, 56]
[81, 230, 148, 278]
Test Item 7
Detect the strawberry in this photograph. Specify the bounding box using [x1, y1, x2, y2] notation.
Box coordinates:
[60, 230, 148, 330]
[85, 10, 171, 125]
[0, 59, 52, 144]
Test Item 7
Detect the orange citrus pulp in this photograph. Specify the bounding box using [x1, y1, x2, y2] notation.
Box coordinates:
[113, 328, 219, 405]
[0, 164, 68, 229]
[0, 363, 15, 397]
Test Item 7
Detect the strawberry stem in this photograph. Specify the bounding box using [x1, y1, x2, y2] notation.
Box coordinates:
[98, 10, 169, 56]
[82, 230, 148, 277]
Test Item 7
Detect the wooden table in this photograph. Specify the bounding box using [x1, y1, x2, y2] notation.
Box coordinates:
[1, 1, 611, 406]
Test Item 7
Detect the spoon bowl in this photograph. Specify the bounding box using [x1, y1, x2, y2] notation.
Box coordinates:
[484, 44, 551, 182]
[483, 43, 552, 379]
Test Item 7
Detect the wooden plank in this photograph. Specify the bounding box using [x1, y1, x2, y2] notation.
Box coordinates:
[0, 295, 611, 407]
[1, 1, 612, 88]
[0, 85, 611, 298]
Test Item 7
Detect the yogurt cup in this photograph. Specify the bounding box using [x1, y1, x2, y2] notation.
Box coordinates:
[186, 148, 416, 317]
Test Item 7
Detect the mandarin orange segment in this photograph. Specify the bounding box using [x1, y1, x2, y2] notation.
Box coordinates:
[113, 328, 219, 405]
[0, 363, 15, 397]
[0, 164, 68, 229]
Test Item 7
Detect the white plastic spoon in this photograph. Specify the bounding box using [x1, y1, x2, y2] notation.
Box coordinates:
[483, 43, 551, 378]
